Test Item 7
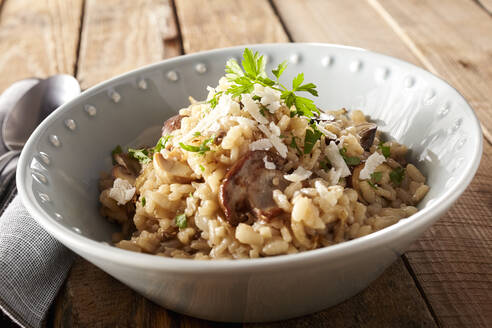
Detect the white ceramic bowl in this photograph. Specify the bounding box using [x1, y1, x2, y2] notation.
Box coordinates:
[17, 43, 482, 322]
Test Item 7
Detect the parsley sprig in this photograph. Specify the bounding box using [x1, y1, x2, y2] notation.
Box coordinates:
[223, 48, 319, 118]
[339, 147, 361, 166]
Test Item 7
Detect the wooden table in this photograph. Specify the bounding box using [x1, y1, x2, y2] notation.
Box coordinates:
[0, 0, 490, 327]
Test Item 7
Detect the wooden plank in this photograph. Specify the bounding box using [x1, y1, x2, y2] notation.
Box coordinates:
[248, 259, 436, 328]
[369, 0, 492, 143]
[272, 0, 420, 65]
[475, 0, 492, 13]
[402, 142, 492, 327]
[0, 0, 84, 92]
[274, 0, 492, 326]
[174, 0, 289, 54]
[76, 0, 180, 89]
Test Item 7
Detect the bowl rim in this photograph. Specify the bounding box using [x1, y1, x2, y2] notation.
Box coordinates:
[17, 42, 483, 273]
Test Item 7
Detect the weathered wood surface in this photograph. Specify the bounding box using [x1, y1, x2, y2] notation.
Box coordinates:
[174, 0, 288, 53]
[0, 0, 83, 92]
[0, 0, 490, 327]
[76, 0, 180, 89]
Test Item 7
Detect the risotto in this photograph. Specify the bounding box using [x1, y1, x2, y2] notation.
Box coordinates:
[99, 49, 429, 259]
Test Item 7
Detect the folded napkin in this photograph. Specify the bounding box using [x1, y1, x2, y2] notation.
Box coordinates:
[0, 193, 74, 328]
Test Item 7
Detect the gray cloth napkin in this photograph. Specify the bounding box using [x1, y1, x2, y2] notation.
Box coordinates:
[0, 195, 74, 328]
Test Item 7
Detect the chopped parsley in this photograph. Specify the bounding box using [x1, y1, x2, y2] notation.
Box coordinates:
[303, 124, 322, 154]
[289, 137, 302, 155]
[128, 148, 151, 164]
[189, 192, 193, 198]
[367, 181, 378, 189]
[154, 135, 171, 153]
[199, 164, 205, 172]
[207, 91, 223, 109]
[339, 148, 361, 166]
[390, 167, 405, 186]
[141, 197, 146, 207]
[193, 131, 201, 137]
[175, 213, 187, 229]
[111, 145, 122, 164]
[179, 134, 215, 155]
[319, 157, 331, 171]
[370, 171, 382, 183]
[379, 141, 391, 158]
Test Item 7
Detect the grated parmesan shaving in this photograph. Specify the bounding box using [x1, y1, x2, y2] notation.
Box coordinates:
[250, 138, 272, 151]
[230, 116, 256, 127]
[242, 94, 268, 124]
[359, 152, 386, 180]
[109, 178, 136, 205]
[316, 123, 337, 140]
[325, 141, 351, 178]
[263, 156, 276, 170]
[284, 166, 312, 182]
[179, 93, 237, 143]
[258, 124, 288, 158]
[269, 121, 281, 136]
[253, 84, 282, 113]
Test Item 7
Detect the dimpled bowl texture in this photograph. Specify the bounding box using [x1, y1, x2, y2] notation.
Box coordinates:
[17, 43, 482, 322]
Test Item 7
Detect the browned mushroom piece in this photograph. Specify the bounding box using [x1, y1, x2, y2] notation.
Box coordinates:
[219, 150, 289, 226]
[114, 153, 141, 176]
[112, 165, 137, 185]
[162, 114, 183, 135]
[356, 122, 378, 151]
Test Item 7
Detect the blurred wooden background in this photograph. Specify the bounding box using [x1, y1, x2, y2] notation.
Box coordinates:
[0, 0, 491, 327]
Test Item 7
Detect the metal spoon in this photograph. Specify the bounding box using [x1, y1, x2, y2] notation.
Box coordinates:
[0, 75, 80, 205]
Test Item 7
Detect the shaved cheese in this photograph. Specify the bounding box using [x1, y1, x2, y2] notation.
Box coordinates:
[258, 124, 288, 158]
[230, 116, 256, 127]
[359, 152, 386, 180]
[179, 93, 237, 143]
[269, 121, 281, 136]
[284, 166, 312, 182]
[109, 178, 135, 205]
[253, 84, 282, 112]
[263, 156, 276, 170]
[316, 123, 337, 140]
[250, 139, 272, 151]
[325, 141, 351, 178]
[319, 112, 335, 121]
[327, 167, 342, 186]
[242, 94, 268, 124]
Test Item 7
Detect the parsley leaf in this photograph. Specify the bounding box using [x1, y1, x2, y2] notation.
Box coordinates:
[193, 131, 201, 137]
[379, 141, 391, 158]
[141, 197, 146, 207]
[128, 148, 151, 164]
[208, 91, 223, 109]
[290, 137, 302, 155]
[272, 60, 287, 79]
[175, 213, 187, 229]
[319, 157, 331, 171]
[367, 181, 378, 189]
[179, 134, 215, 155]
[154, 135, 171, 153]
[199, 164, 205, 172]
[304, 124, 323, 154]
[370, 171, 382, 183]
[339, 148, 361, 166]
[390, 167, 405, 186]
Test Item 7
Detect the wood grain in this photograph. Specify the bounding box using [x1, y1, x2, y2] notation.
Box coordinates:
[174, 0, 288, 54]
[369, 0, 492, 144]
[76, 0, 180, 89]
[0, 0, 83, 92]
[403, 142, 492, 328]
[272, 0, 420, 65]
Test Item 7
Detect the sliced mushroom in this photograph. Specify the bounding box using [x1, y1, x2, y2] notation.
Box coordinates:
[112, 165, 136, 185]
[162, 114, 183, 135]
[219, 150, 289, 226]
[153, 152, 194, 183]
[356, 122, 377, 151]
[114, 153, 141, 176]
